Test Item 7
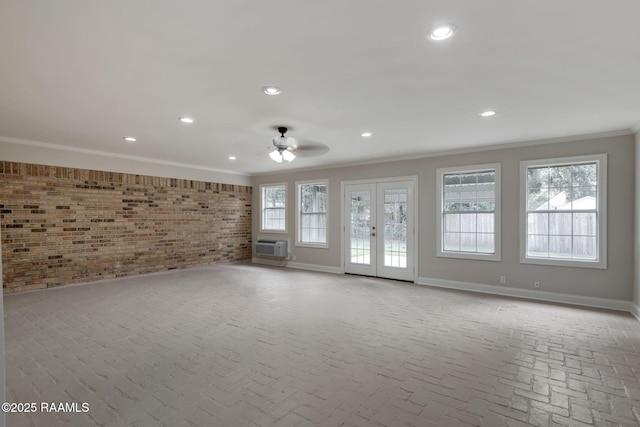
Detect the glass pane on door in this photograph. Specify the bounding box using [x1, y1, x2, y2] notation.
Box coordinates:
[383, 188, 407, 268]
[350, 191, 371, 265]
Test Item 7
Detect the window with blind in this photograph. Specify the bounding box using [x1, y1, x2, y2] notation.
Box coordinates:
[520, 154, 607, 268]
[296, 181, 328, 247]
[436, 164, 501, 261]
[260, 183, 287, 232]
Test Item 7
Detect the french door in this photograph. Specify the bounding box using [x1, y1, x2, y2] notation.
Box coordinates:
[344, 180, 415, 281]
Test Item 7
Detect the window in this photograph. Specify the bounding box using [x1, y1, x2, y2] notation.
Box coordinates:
[520, 154, 607, 268]
[436, 163, 501, 261]
[296, 180, 328, 247]
[261, 183, 287, 232]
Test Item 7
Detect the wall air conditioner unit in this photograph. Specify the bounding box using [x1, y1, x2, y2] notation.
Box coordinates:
[255, 240, 288, 257]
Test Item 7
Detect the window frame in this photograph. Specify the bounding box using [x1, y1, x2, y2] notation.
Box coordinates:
[260, 182, 288, 233]
[295, 179, 329, 248]
[436, 163, 502, 261]
[519, 154, 607, 269]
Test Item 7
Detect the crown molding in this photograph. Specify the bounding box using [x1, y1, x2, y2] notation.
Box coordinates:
[0, 135, 248, 177]
[251, 128, 633, 177]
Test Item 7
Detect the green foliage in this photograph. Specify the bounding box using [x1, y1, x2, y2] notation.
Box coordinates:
[445, 201, 495, 211]
[443, 170, 496, 212]
[301, 184, 326, 213]
[528, 163, 597, 210]
[264, 185, 286, 208]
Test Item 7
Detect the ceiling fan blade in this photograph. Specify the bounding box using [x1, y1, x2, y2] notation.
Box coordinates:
[293, 142, 330, 158]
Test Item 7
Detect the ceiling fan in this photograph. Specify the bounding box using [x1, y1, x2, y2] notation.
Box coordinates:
[269, 127, 296, 163]
[268, 126, 329, 163]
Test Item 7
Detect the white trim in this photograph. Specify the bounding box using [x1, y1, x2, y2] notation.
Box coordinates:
[295, 179, 329, 248]
[260, 182, 288, 233]
[286, 262, 343, 274]
[250, 129, 633, 177]
[519, 153, 607, 269]
[0, 135, 246, 177]
[340, 175, 419, 186]
[436, 163, 501, 262]
[416, 276, 632, 313]
[295, 242, 329, 249]
[631, 303, 640, 321]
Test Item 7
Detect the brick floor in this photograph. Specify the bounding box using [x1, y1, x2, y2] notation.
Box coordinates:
[4, 263, 640, 426]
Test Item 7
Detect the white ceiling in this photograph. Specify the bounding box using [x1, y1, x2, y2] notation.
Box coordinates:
[1, 1, 639, 175]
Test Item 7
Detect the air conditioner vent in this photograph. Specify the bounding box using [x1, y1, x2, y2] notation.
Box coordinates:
[255, 240, 288, 257]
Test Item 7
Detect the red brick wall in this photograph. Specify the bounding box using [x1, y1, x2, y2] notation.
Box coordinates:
[0, 162, 252, 293]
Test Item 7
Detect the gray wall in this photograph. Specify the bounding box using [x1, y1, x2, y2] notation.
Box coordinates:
[635, 131, 640, 308]
[252, 133, 635, 302]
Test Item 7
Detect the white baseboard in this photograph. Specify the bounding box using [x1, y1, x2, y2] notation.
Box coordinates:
[417, 276, 632, 313]
[631, 302, 640, 321]
[248, 263, 637, 319]
[286, 262, 343, 275]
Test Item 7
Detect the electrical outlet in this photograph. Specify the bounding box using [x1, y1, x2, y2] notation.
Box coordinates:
[500, 276, 506, 284]
[534, 281, 540, 289]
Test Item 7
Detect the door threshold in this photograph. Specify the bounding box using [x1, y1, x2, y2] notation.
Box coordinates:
[344, 272, 414, 283]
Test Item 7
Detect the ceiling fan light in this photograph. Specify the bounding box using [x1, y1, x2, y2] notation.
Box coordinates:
[282, 150, 295, 162]
[269, 126, 296, 163]
[269, 149, 283, 163]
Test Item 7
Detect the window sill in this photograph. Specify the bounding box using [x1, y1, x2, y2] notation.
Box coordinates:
[295, 242, 329, 249]
[520, 256, 607, 269]
[437, 251, 501, 262]
[260, 229, 288, 234]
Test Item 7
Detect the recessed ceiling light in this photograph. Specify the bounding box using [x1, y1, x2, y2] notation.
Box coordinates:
[228, 156, 236, 160]
[123, 137, 137, 142]
[179, 117, 194, 124]
[428, 24, 457, 41]
[262, 86, 282, 96]
[361, 132, 373, 137]
[479, 110, 496, 117]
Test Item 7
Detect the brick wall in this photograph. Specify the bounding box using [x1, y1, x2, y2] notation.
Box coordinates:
[0, 162, 252, 293]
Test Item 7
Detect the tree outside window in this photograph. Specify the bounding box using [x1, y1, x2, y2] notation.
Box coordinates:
[261, 184, 286, 231]
[298, 182, 327, 245]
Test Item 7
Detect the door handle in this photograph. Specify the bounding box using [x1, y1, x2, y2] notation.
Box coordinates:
[371, 233, 376, 236]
